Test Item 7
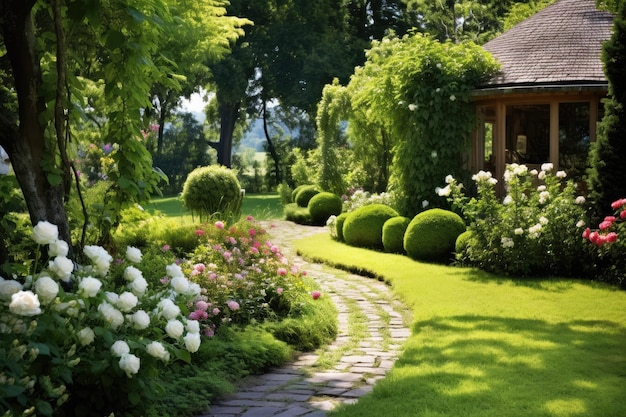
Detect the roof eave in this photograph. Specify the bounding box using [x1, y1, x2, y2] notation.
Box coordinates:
[472, 81, 609, 97]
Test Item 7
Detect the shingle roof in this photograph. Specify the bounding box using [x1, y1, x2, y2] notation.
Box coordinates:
[481, 0, 614, 87]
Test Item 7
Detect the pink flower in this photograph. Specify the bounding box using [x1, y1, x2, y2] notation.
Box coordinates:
[195, 300, 209, 311]
[270, 245, 279, 254]
[249, 247, 259, 255]
[194, 263, 206, 272]
[189, 310, 208, 320]
[223, 251, 232, 260]
[249, 229, 256, 237]
[621, 210, 626, 220]
[290, 266, 299, 274]
[582, 228, 591, 239]
[161, 244, 171, 252]
[311, 291, 321, 300]
[215, 221, 225, 229]
[227, 300, 240, 311]
[277, 268, 287, 276]
[611, 198, 626, 210]
[246, 215, 254, 221]
[160, 277, 170, 284]
[277, 287, 283, 295]
[195, 229, 205, 237]
[606, 232, 618, 243]
[212, 308, 220, 316]
[599, 221, 613, 231]
[204, 327, 215, 337]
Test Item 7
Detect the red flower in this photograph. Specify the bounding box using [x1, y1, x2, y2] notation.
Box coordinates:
[621, 210, 626, 220]
[195, 229, 205, 237]
[311, 291, 321, 300]
[606, 232, 618, 243]
[611, 198, 626, 210]
[582, 228, 591, 239]
[599, 221, 613, 231]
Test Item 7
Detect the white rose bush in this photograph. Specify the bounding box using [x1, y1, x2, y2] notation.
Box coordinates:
[439, 163, 588, 276]
[0, 222, 204, 416]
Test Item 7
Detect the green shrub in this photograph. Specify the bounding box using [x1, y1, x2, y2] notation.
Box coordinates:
[404, 208, 466, 262]
[294, 185, 320, 208]
[308, 192, 343, 226]
[278, 181, 293, 204]
[334, 213, 349, 242]
[284, 203, 311, 225]
[343, 204, 398, 249]
[454, 229, 472, 262]
[382, 216, 411, 254]
[181, 165, 242, 222]
[291, 184, 311, 203]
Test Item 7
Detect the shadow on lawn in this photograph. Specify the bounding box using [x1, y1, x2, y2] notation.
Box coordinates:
[390, 314, 626, 416]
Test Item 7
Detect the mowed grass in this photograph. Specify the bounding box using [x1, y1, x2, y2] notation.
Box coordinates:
[295, 233, 626, 417]
[146, 192, 283, 222]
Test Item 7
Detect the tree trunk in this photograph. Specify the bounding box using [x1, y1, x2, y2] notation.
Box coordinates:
[216, 99, 239, 167]
[0, 1, 72, 246]
[262, 100, 281, 186]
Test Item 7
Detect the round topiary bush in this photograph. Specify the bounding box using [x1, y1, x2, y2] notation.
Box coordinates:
[343, 204, 399, 249]
[454, 229, 472, 262]
[181, 165, 242, 221]
[334, 212, 349, 242]
[291, 184, 311, 203]
[308, 192, 343, 226]
[382, 216, 411, 253]
[404, 208, 466, 262]
[295, 185, 320, 208]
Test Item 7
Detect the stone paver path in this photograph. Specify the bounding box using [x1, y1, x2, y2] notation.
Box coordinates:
[198, 221, 411, 417]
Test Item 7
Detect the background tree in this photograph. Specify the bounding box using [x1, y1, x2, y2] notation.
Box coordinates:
[587, 0, 626, 218]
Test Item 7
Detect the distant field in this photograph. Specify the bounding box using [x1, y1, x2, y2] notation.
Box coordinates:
[146, 192, 283, 222]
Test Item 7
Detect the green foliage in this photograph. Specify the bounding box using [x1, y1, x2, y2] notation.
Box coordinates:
[503, 0, 555, 30]
[343, 204, 399, 250]
[404, 208, 466, 262]
[454, 230, 473, 260]
[444, 164, 589, 277]
[294, 185, 320, 208]
[277, 182, 293, 204]
[284, 203, 312, 225]
[290, 148, 319, 187]
[181, 166, 243, 222]
[382, 216, 411, 254]
[308, 192, 343, 226]
[291, 184, 311, 203]
[587, 0, 626, 222]
[334, 213, 349, 242]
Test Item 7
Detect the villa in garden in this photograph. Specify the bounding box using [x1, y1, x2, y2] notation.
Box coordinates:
[471, 0, 614, 186]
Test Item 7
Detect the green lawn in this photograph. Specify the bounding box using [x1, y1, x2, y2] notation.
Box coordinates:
[146, 192, 283, 222]
[295, 233, 626, 417]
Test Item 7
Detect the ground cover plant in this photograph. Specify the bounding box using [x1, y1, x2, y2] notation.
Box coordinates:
[295, 233, 626, 417]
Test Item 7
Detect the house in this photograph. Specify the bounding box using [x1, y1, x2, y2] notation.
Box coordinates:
[471, 0, 614, 185]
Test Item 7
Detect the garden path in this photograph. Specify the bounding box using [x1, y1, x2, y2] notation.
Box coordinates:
[198, 220, 411, 417]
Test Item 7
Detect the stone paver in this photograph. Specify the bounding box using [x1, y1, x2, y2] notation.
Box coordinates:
[197, 221, 411, 417]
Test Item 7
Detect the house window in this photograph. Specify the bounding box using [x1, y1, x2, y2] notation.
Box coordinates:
[506, 104, 550, 165]
[559, 102, 590, 181]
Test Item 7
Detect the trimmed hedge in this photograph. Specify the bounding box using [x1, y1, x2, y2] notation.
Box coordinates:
[308, 192, 343, 226]
[382, 216, 411, 254]
[334, 213, 349, 242]
[343, 204, 399, 250]
[181, 165, 242, 221]
[295, 185, 320, 208]
[404, 208, 466, 262]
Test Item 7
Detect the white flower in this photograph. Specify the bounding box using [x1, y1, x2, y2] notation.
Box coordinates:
[77, 327, 95, 346]
[165, 319, 184, 339]
[514, 228, 524, 235]
[116, 291, 138, 312]
[111, 340, 130, 357]
[575, 196, 586, 205]
[125, 246, 142, 264]
[576, 220, 586, 228]
[326, 215, 337, 226]
[436, 185, 451, 197]
[166, 263, 184, 278]
[408, 103, 417, 111]
[0, 279, 23, 301]
[539, 191, 550, 204]
[130, 310, 151, 329]
[124, 266, 143, 282]
[537, 185, 547, 192]
[170, 276, 190, 294]
[34, 276, 59, 303]
[501, 237, 514, 248]
[538, 171, 546, 180]
[32, 221, 59, 245]
[530, 169, 538, 176]
[158, 299, 181, 320]
[49, 240, 69, 257]
[472, 170, 493, 182]
[528, 223, 542, 238]
[146, 341, 170, 362]
[9, 291, 41, 316]
[541, 163, 554, 172]
[488, 178, 498, 185]
[84, 245, 113, 276]
[79, 276, 102, 298]
[184, 332, 201, 353]
[556, 170, 567, 178]
[431, 150, 438, 159]
[98, 301, 124, 329]
[449, 95, 456, 101]
[503, 195, 513, 205]
[119, 353, 140, 377]
[187, 283, 201, 296]
[422, 200, 429, 208]
[512, 164, 528, 176]
[105, 291, 119, 304]
[445, 175, 455, 184]
[186, 320, 200, 334]
[49, 256, 74, 281]
[128, 276, 148, 296]
[539, 216, 549, 225]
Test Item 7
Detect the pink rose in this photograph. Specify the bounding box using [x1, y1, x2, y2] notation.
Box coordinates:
[215, 221, 225, 229]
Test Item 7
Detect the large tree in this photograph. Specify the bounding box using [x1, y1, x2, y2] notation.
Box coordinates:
[0, 0, 244, 249]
